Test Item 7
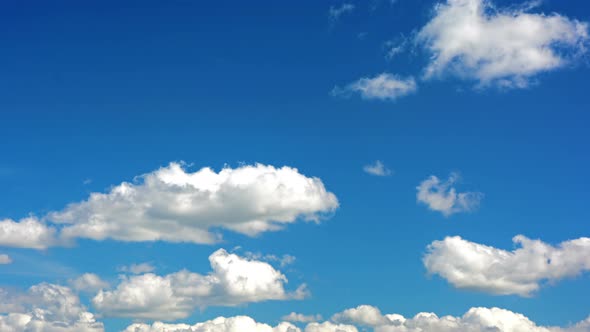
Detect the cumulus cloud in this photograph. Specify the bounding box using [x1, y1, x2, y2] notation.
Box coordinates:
[0, 283, 103, 332]
[118, 263, 156, 275]
[363, 161, 392, 177]
[0, 217, 60, 249]
[0, 254, 12, 264]
[0, 163, 337, 248]
[121, 306, 590, 332]
[69, 273, 109, 293]
[416, 173, 483, 216]
[333, 73, 417, 101]
[93, 249, 307, 320]
[417, 0, 589, 88]
[124, 316, 302, 332]
[329, 3, 355, 21]
[282, 312, 323, 323]
[424, 235, 590, 296]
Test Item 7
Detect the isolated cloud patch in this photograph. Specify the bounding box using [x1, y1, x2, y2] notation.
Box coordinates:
[329, 3, 355, 21]
[363, 161, 392, 177]
[0, 254, 11, 264]
[417, 0, 589, 88]
[424, 235, 590, 296]
[416, 173, 483, 216]
[93, 249, 307, 320]
[69, 273, 109, 293]
[333, 73, 417, 101]
[0, 283, 103, 332]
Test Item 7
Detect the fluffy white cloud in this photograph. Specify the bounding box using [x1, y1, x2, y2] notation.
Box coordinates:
[121, 307, 590, 332]
[0, 254, 12, 264]
[0, 283, 103, 332]
[0, 217, 59, 249]
[417, 0, 589, 88]
[332, 305, 391, 326]
[304, 322, 358, 332]
[0, 163, 337, 249]
[331, 305, 590, 332]
[424, 235, 590, 296]
[333, 73, 417, 101]
[363, 161, 392, 177]
[118, 263, 156, 275]
[69, 273, 109, 293]
[282, 312, 323, 323]
[124, 316, 301, 332]
[329, 3, 355, 21]
[93, 249, 307, 320]
[416, 173, 482, 216]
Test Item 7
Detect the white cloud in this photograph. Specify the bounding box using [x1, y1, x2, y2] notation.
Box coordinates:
[121, 306, 590, 332]
[331, 305, 590, 332]
[124, 316, 301, 332]
[304, 322, 358, 332]
[0, 254, 12, 264]
[0, 283, 103, 332]
[416, 173, 482, 216]
[417, 0, 589, 88]
[363, 161, 392, 177]
[424, 235, 590, 296]
[93, 249, 307, 320]
[333, 73, 417, 101]
[332, 305, 391, 326]
[282, 312, 323, 323]
[329, 3, 355, 21]
[0, 217, 60, 249]
[0, 163, 337, 249]
[118, 263, 156, 275]
[69, 273, 109, 293]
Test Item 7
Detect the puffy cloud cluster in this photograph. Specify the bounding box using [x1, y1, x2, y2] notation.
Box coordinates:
[424, 235, 590, 296]
[333, 74, 417, 101]
[417, 0, 589, 88]
[416, 173, 482, 216]
[0, 283, 103, 332]
[124, 316, 301, 332]
[122, 306, 590, 332]
[93, 249, 307, 320]
[0, 163, 338, 248]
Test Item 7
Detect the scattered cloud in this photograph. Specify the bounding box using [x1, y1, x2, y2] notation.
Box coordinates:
[0, 163, 338, 248]
[93, 249, 307, 320]
[118, 263, 155, 275]
[384, 37, 408, 60]
[332, 305, 390, 326]
[0, 254, 12, 264]
[70, 273, 110, 293]
[416, 0, 589, 88]
[333, 73, 417, 101]
[329, 3, 355, 21]
[0, 283, 103, 332]
[363, 161, 392, 177]
[416, 173, 483, 216]
[424, 235, 590, 296]
[282, 312, 323, 323]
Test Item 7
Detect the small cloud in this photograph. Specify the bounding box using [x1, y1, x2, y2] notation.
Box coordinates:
[329, 3, 355, 21]
[118, 263, 155, 275]
[0, 254, 12, 264]
[332, 73, 417, 101]
[282, 312, 323, 323]
[363, 161, 392, 176]
[384, 36, 408, 60]
[69, 273, 109, 293]
[416, 173, 483, 216]
[83, 178, 93, 185]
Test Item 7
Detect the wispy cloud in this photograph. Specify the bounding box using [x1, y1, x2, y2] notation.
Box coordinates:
[363, 160, 392, 176]
[333, 73, 417, 101]
[329, 3, 355, 21]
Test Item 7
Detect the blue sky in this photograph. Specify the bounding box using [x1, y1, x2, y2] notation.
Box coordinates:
[1, 1, 590, 331]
